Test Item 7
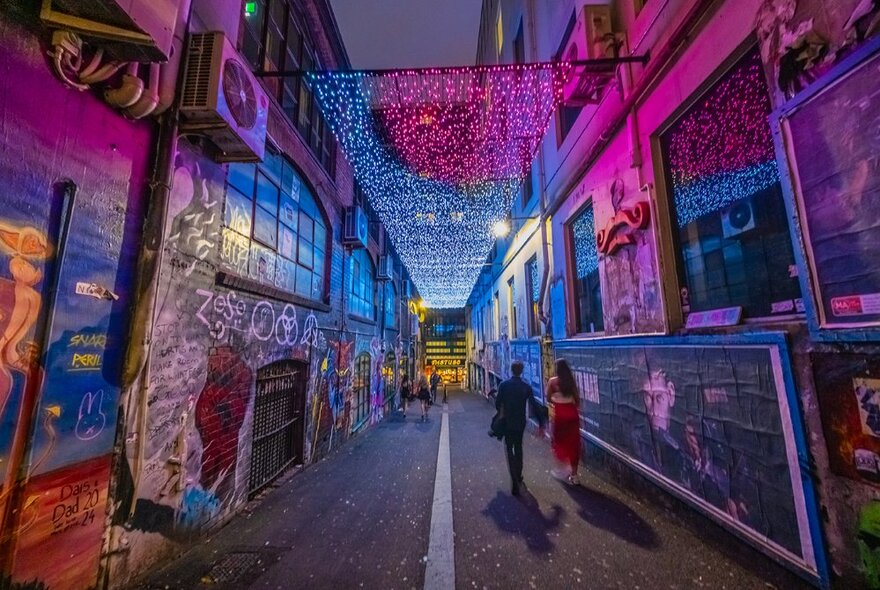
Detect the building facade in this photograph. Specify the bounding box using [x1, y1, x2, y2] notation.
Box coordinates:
[468, 1, 880, 588]
[0, 1, 420, 588]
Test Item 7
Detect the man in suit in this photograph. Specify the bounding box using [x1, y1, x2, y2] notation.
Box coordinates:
[496, 360, 546, 496]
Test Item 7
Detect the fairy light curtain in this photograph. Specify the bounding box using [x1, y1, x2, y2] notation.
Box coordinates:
[308, 63, 570, 308]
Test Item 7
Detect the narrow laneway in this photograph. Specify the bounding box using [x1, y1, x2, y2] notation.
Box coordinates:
[142, 387, 809, 590]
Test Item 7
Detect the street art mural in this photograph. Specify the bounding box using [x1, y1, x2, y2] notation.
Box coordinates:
[555, 338, 822, 578]
[109, 137, 395, 586]
[0, 9, 153, 589]
[592, 173, 664, 336]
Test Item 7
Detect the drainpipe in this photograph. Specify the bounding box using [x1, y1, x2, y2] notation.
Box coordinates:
[104, 2, 194, 577]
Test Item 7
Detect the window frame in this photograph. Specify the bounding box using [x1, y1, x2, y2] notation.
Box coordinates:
[239, 0, 336, 175]
[349, 248, 376, 321]
[653, 41, 802, 326]
[525, 255, 541, 337]
[507, 277, 518, 339]
[223, 147, 331, 302]
[566, 199, 605, 336]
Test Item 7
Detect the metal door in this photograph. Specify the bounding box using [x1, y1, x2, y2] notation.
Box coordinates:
[248, 360, 306, 496]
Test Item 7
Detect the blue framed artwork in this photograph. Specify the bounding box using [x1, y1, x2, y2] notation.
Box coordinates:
[553, 333, 828, 587]
[771, 36, 880, 341]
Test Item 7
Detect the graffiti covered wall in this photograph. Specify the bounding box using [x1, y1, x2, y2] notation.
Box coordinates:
[0, 6, 153, 589]
[107, 137, 399, 584]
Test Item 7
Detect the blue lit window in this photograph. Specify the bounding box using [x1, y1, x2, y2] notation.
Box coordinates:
[569, 203, 603, 333]
[660, 47, 800, 319]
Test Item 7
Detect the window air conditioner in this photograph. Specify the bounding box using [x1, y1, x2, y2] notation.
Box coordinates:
[343, 206, 369, 249]
[180, 32, 269, 162]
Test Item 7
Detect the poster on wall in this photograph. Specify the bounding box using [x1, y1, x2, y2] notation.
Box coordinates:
[555, 338, 819, 578]
[509, 340, 544, 403]
[812, 352, 880, 485]
[781, 48, 880, 329]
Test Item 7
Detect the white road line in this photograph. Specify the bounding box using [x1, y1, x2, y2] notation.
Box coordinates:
[424, 408, 455, 590]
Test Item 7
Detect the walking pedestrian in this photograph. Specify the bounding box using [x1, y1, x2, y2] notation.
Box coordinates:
[417, 374, 431, 422]
[546, 359, 582, 485]
[429, 367, 441, 404]
[399, 374, 412, 417]
[495, 360, 546, 496]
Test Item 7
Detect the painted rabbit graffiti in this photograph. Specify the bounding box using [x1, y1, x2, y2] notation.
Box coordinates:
[75, 390, 106, 441]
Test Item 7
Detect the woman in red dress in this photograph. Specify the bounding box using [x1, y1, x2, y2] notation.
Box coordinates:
[546, 359, 582, 485]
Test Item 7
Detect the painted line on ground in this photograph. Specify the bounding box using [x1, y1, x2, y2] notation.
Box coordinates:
[424, 407, 455, 590]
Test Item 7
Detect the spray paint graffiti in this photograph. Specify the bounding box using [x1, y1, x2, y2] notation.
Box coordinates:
[74, 390, 106, 441]
[0, 223, 51, 420]
[195, 347, 252, 492]
[167, 160, 220, 277]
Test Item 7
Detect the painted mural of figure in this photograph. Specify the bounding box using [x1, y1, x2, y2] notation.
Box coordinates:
[630, 370, 686, 484]
[0, 223, 51, 419]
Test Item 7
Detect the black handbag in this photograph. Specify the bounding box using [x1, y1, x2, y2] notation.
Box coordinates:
[489, 409, 506, 440]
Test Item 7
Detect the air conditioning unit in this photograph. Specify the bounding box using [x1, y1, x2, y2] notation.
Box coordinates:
[402, 279, 412, 300]
[377, 255, 394, 280]
[180, 32, 268, 162]
[562, 5, 616, 106]
[343, 206, 369, 249]
[40, 0, 180, 61]
[722, 199, 756, 238]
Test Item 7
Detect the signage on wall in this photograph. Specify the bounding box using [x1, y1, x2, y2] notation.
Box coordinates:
[684, 306, 742, 329]
[595, 201, 650, 256]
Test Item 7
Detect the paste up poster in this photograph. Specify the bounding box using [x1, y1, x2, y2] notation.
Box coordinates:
[813, 352, 880, 485]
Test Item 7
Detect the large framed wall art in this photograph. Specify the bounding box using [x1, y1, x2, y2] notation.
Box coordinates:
[554, 334, 827, 586]
[773, 37, 880, 338]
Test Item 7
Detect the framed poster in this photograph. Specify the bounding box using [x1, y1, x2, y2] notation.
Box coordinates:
[775, 40, 880, 334]
[813, 352, 880, 485]
[554, 334, 826, 585]
[509, 340, 544, 403]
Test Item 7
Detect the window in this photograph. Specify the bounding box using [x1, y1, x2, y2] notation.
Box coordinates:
[493, 291, 501, 339]
[555, 13, 582, 144]
[353, 353, 371, 426]
[526, 256, 541, 336]
[513, 19, 525, 64]
[223, 149, 328, 300]
[385, 283, 397, 329]
[349, 249, 376, 320]
[570, 203, 604, 333]
[507, 277, 518, 339]
[495, 6, 503, 57]
[240, 0, 335, 174]
[522, 165, 534, 208]
[659, 47, 800, 319]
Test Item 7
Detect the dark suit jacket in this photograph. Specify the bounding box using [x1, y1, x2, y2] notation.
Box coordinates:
[495, 376, 546, 433]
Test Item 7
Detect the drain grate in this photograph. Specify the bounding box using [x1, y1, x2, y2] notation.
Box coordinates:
[202, 551, 264, 585]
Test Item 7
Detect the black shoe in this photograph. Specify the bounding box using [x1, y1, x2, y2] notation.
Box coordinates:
[511, 484, 520, 496]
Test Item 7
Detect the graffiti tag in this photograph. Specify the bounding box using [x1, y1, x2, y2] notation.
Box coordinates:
[75, 389, 106, 441]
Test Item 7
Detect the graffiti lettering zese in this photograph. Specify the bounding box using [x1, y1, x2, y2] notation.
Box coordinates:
[195, 289, 301, 346]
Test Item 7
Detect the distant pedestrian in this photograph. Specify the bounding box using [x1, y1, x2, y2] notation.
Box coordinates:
[495, 361, 546, 496]
[399, 374, 412, 417]
[417, 374, 431, 422]
[546, 359, 582, 485]
[430, 368, 441, 404]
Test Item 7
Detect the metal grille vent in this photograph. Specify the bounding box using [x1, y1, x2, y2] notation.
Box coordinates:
[182, 32, 216, 109]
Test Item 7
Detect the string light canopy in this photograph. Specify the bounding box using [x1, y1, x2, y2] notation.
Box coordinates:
[303, 60, 639, 308]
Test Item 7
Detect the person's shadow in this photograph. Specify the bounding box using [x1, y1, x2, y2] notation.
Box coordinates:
[481, 491, 564, 554]
[562, 483, 659, 549]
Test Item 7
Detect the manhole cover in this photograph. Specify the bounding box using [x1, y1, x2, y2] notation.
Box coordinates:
[202, 551, 264, 584]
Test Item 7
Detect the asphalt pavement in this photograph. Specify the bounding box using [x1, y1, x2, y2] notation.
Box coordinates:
[139, 386, 810, 590]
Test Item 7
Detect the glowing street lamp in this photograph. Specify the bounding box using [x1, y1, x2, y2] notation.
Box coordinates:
[492, 220, 511, 238]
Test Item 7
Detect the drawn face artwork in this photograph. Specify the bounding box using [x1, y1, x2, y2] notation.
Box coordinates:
[642, 370, 676, 432]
